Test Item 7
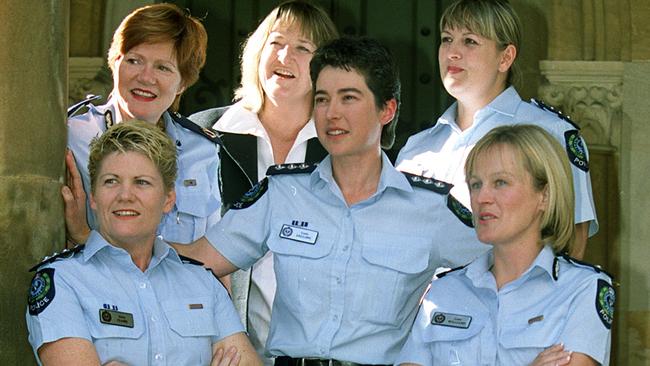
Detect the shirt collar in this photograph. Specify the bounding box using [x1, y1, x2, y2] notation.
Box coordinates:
[431, 86, 522, 132]
[465, 244, 557, 288]
[311, 151, 412, 194]
[82, 230, 180, 270]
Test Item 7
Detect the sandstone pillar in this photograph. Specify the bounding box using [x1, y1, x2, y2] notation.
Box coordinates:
[0, 1, 68, 363]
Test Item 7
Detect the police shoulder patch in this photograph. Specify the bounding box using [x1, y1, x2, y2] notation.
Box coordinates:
[402, 172, 453, 194]
[29, 245, 85, 272]
[435, 264, 468, 279]
[530, 98, 580, 129]
[28, 268, 56, 315]
[595, 278, 615, 329]
[67, 94, 102, 118]
[447, 195, 474, 228]
[564, 130, 589, 172]
[266, 163, 317, 176]
[169, 111, 224, 146]
[231, 178, 269, 210]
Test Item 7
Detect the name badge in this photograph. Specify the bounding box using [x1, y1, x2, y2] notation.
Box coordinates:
[431, 311, 472, 329]
[99, 309, 134, 328]
[279, 224, 318, 245]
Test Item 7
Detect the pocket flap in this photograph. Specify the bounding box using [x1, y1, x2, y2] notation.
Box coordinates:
[360, 232, 430, 274]
[162, 296, 219, 337]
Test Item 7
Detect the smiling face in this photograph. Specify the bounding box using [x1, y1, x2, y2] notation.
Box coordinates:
[90, 151, 175, 250]
[468, 144, 546, 248]
[438, 27, 514, 106]
[113, 41, 184, 123]
[313, 66, 395, 161]
[258, 21, 316, 105]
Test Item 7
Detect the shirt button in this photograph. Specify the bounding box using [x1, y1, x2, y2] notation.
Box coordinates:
[151, 315, 158, 322]
[335, 277, 342, 284]
[154, 353, 163, 360]
[139, 282, 147, 289]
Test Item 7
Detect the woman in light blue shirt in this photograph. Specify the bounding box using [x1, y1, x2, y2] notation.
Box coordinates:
[397, 125, 614, 366]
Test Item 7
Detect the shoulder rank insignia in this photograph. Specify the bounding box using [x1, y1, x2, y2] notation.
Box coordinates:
[29, 245, 84, 272]
[559, 253, 614, 279]
[169, 111, 224, 147]
[530, 98, 580, 130]
[232, 177, 269, 210]
[178, 255, 204, 266]
[447, 195, 474, 228]
[266, 163, 317, 176]
[564, 130, 589, 172]
[28, 268, 56, 315]
[435, 264, 467, 279]
[68, 94, 102, 118]
[595, 278, 616, 329]
[402, 172, 453, 194]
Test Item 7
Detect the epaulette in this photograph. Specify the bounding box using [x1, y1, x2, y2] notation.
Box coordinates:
[530, 98, 580, 130]
[447, 195, 474, 228]
[67, 94, 102, 118]
[435, 264, 467, 279]
[559, 253, 614, 280]
[29, 245, 85, 272]
[178, 255, 204, 266]
[169, 110, 224, 147]
[402, 172, 453, 194]
[266, 163, 317, 176]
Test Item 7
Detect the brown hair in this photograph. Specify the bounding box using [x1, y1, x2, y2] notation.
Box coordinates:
[107, 3, 208, 110]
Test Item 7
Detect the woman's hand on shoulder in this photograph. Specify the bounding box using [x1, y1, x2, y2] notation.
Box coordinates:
[61, 149, 91, 247]
[211, 346, 241, 366]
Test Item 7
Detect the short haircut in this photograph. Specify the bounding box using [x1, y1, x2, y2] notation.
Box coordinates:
[107, 3, 208, 110]
[440, 0, 521, 87]
[464, 124, 575, 253]
[88, 120, 177, 193]
[310, 37, 401, 149]
[234, 0, 339, 113]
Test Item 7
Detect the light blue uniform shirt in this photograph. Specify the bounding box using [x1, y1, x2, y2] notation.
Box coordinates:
[26, 231, 244, 366]
[397, 245, 614, 366]
[397, 86, 598, 236]
[205, 153, 485, 365]
[67, 97, 221, 243]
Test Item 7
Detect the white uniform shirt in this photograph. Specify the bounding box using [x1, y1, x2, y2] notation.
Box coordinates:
[397, 87, 598, 236]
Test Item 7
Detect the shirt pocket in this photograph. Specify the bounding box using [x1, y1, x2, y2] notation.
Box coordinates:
[499, 310, 564, 362]
[354, 232, 431, 326]
[162, 170, 221, 242]
[421, 313, 485, 365]
[161, 296, 218, 365]
[266, 232, 335, 317]
[80, 297, 146, 365]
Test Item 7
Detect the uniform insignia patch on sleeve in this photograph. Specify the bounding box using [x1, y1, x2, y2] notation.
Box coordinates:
[447, 195, 474, 228]
[231, 178, 269, 210]
[564, 130, 589, 172]
[595, 278, 615, 329]
[28, 268, 56, 316]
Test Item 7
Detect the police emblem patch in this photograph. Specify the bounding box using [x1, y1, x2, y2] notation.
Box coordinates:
[564, 130, 589, 172]
[595, 279, 615, 329]
[28, 268, 55, 315]
[231, 178, 269, 210]
[447, 195, 474, 227]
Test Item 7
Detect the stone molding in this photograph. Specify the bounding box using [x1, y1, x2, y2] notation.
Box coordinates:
[68, 57, 112, 106]
[538, 60, 623, 148]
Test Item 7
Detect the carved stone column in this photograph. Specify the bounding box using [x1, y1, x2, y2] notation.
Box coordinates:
[538, 60, 623, 149]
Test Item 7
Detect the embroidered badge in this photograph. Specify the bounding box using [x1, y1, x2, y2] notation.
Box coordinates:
[99, 309, 134, 328]
[231, 178, 268, 210]
[28, 268, 56, 315]
[279, 224, 318, 245]
[431, 312, 472, 329]
[564, 130, 589, 172]
[596, 279, 615, 329]
[447, 195, 474, 227]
